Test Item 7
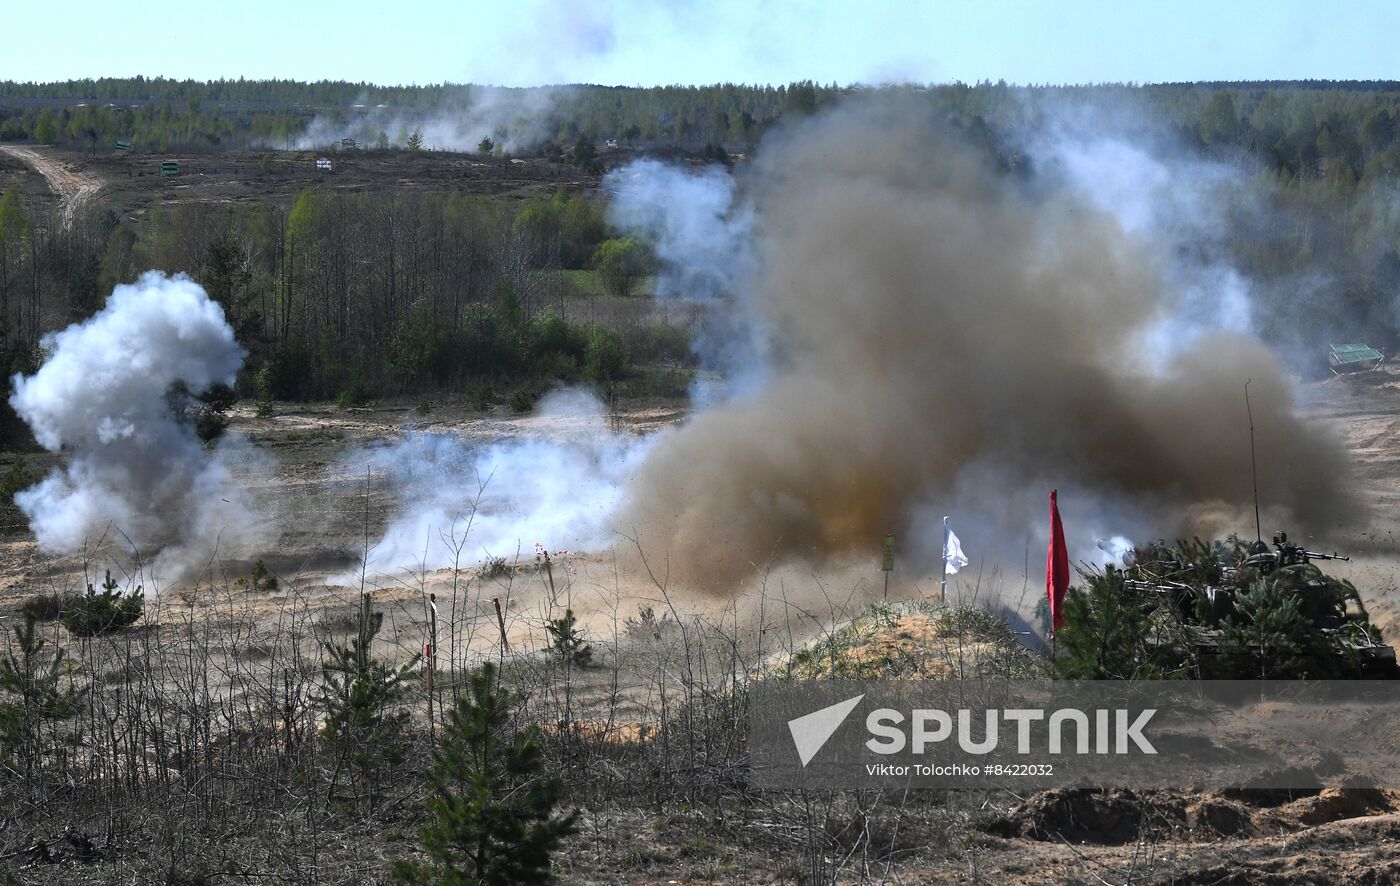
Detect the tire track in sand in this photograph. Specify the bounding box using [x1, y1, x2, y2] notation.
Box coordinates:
[0, 145, 105, 230]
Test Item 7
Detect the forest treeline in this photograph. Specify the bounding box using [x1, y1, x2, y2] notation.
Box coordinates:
[8, 79, 1400, 181]
[0, 80, 842, 154]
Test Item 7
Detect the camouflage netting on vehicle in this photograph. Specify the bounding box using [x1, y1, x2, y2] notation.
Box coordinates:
[1056, 536, 1395, 680]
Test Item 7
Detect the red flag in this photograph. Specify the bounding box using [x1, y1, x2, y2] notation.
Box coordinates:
[1046, 489, 1069, 633]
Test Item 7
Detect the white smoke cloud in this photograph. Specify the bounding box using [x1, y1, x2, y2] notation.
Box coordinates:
[10, 272, 268, 579]
[287, 87, 562, 154]
[603, 158, 768, 406]
[343, 388, 655, 580]
[603, 158, 755, 300]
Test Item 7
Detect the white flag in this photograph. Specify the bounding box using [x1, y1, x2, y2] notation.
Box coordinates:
[943, 517, 968, 575]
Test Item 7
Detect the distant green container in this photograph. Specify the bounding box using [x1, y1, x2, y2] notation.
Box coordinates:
[114, 140, 130, 152]
[1329, 342, 1384, 374]
[160, 161, 179, 176]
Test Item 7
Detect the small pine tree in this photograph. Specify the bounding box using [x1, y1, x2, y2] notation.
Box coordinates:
[61, 571, 144, 637]
[237, 560, 278, 593]
[1055, 569, 1168, 680]
[194, 382, 239, 444]
[316, 595, 419, 809]
[477, 136, 494, 156]
[407, 128, 424, 151]
[392, 663, 577, 885]
[1219, 579, 1339, 678]
[544, 609, 592, 668]
[0, 615, 82, 776]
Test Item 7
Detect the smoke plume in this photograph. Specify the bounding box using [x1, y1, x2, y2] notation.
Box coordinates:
[10, 272, 267, 578]
[288, 86, 561, 154]
[602, 158, 767, 403]
[604, 159, 755, 300]
[619, 99, 1356, 590]
[1018, 99, 1259, 372]
[344, 389, 653, 580]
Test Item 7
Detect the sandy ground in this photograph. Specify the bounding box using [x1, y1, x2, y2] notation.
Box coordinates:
[0, 144, 105, 229]
[1294, 366, 1400, 638]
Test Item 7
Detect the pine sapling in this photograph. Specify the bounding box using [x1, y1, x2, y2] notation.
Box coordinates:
[393, 663, 577, 885]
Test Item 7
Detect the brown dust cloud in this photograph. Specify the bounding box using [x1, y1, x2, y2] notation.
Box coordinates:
[620, 98, 1355, 591]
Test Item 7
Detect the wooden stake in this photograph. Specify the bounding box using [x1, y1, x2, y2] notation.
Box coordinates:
[426, 592, 438, 735]
[542, 549, 556, 600]
[492, 596, 509, 653]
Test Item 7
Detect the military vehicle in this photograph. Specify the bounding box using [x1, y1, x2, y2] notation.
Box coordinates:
[1111, 531, 1397, 678]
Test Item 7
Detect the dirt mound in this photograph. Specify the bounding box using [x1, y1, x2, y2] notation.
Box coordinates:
[1258, 787, 1396, 828]
[781, 601, 1045, 680]
[985, 788, 1186, 845]
[986, 786, 1400, 847]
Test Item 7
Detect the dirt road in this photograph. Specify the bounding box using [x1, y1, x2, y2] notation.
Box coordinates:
[0, 144, 104, 229]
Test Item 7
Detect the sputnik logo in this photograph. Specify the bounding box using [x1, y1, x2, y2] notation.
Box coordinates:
[787, 694, 864, 766]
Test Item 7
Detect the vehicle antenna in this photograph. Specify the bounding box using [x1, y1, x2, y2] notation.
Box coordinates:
[1245, 379, 1262, 542]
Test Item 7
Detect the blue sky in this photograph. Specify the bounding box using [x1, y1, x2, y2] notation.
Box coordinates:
[5, 0, 1398, 87]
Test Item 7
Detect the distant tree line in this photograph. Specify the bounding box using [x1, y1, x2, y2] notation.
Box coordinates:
[0, 80, 844, 153]
[10, 78, 1400, 174]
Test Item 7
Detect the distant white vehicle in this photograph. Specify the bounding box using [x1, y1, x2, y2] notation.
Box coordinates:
[605, 138, 619, 149]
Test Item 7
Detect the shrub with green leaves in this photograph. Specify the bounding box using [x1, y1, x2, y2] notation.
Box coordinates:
[510, 385, 543, 414]
[592, 237, 650, 297]
[335, 378, 372, 409]
[61, 571, 144, 637]
[392, 663, 576, 885]
[584, 326, 629, 385]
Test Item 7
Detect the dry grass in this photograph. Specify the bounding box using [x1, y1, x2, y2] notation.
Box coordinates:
[0, 546, 1025, 884]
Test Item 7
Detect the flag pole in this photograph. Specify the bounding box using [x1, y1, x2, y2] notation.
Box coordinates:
[940, 516, 949, 603]
[1047, 488, 1068, 659]
[881, 534, 894, 600]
